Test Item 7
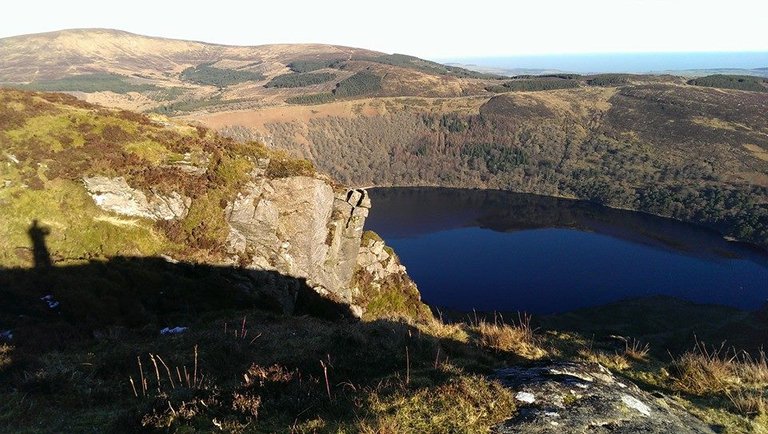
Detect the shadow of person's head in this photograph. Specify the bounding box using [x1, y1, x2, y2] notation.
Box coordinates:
[27, 219, 52, 268]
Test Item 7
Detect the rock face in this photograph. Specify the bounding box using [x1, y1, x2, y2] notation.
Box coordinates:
[223, 160, 373, 311]
[494, 362, 715, 434]
[349, 230, 429, 320]
[83, 158, 411, 318]
[83, 176, 191, 220]
[356, 234, 407, 282]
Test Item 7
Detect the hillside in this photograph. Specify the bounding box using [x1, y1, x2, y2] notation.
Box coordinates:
[2, 29, 766, 249]
[0, 29, 497, 113]
[1, 92, 767, 431]
[211, 84, 768, 248]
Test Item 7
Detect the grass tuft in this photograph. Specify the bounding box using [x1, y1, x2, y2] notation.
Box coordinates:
[361, 373, 515, 434]
[471, 313, 545, 359]
[727, 389, 768, 417]
[620, 336, 651, 361]
[671, 342, 768, 399]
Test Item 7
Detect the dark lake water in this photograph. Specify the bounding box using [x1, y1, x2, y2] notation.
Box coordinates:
[365, 187, 768, 314]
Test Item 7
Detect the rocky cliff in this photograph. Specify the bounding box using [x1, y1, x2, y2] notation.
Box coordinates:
[81, 164, 411, 317]
[0, 88, 424, 319]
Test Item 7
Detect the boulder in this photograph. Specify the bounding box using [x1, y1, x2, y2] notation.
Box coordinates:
[494, 362, 716, 434]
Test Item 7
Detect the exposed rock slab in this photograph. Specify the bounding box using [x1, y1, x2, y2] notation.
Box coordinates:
[356, 236, 405, 282]
[225, 163, 372, 311]
[83, 176, 190, 220]
[494, 362, 716, 434]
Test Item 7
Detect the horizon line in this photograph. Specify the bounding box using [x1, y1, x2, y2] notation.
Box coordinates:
[3, 28, 768, 61]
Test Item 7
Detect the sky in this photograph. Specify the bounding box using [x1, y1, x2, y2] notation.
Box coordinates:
[1, 0, 767, 59]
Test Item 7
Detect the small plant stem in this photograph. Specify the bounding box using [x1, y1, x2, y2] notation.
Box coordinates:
[320, 360, 331, 400]
[406, 345, 410, 385]
[149, 353, 162, 394]
[129, 376, 138, 398]
[156, 355, 175, 389]
[137, 355, 147, 396]
[193, 345, 198, 387]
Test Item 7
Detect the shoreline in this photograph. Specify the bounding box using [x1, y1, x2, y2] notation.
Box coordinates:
[355, 183, 766, 250]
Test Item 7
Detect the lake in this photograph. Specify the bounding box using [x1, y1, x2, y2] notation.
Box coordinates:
[365, 187, 768, 314]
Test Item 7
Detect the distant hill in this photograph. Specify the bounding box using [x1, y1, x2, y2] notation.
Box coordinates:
[0, 28, 380, 81]
[0, 29, 499, 113]
[652, 68, 768, 78]
[688, 74, 768, 92]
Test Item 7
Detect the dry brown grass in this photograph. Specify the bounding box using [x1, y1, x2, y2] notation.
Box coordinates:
[744, 143, 768, 162]
[418, 317, 469, 343]
[621, 336, 651, 361]
[727, 389, 768, 417]
[691, 116, 739, 131]
[579, 350, 631, 371]
[0, 344, 11, 371]
[129, 345, 205, 399]
[672, 342, 768, 399]
[470, 313, 546, 359]
[571, 336, 650, 372]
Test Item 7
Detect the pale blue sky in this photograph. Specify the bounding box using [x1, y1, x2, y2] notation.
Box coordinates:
[1, 0, 767, 58]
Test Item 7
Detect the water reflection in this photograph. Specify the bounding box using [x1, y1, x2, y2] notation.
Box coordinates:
[366, 187, 768, 313]
[368, 187, 768, 265]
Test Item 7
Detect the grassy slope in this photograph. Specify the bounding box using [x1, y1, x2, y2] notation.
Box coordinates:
[0, 303, 522, 433]
[0, 88, 320, 266]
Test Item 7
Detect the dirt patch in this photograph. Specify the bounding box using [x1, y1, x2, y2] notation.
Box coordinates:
[691, 116, 739, 131]
[744, 143, 768, 162]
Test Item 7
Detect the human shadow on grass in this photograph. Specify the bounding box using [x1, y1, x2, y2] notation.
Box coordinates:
[0, 221, 523, 432]
[0, 220, 357, 354]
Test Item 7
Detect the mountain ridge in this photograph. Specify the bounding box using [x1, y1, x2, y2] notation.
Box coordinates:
[0, 28, 490, 101]
[0, 27, 386, 51]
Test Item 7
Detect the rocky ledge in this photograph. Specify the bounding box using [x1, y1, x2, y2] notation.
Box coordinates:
[494, 362, 715, 434]
[82, 158, 415, 318]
